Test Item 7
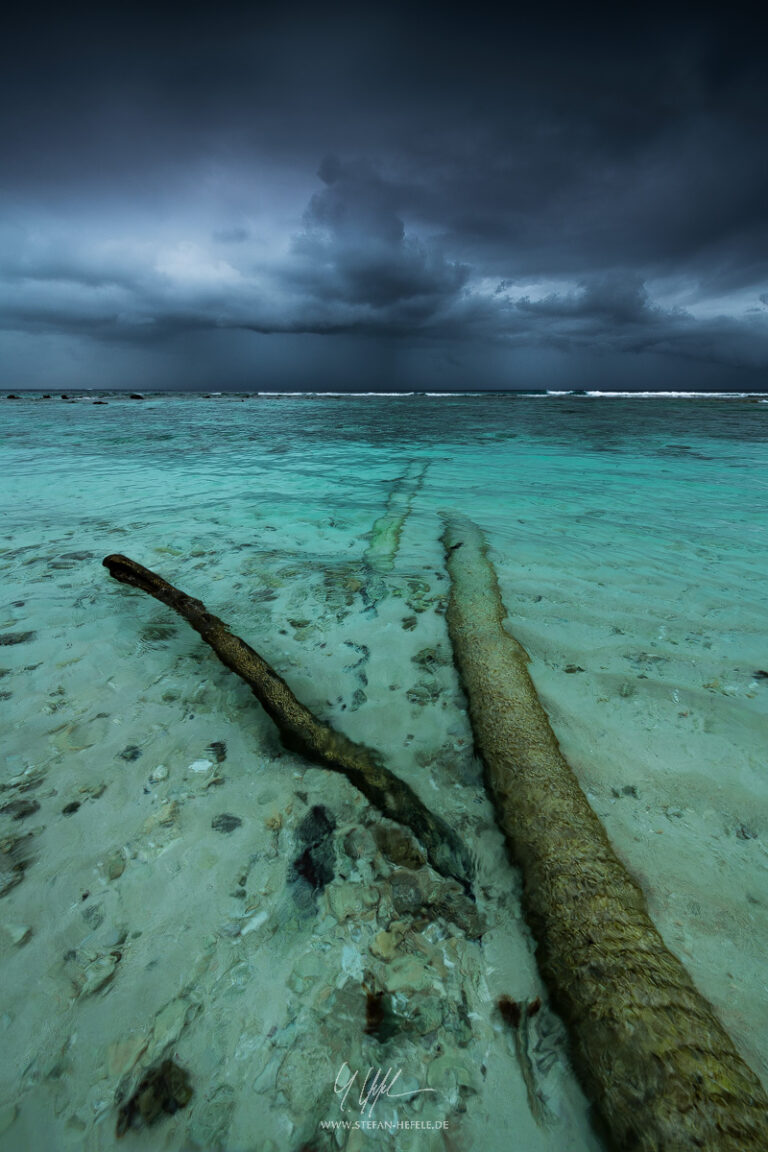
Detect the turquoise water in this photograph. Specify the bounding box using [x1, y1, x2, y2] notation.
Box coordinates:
[2, 393, 768, 1151]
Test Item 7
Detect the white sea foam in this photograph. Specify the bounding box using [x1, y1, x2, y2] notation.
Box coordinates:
[256, 390, 419, 397]
[582, 390, 761, 399]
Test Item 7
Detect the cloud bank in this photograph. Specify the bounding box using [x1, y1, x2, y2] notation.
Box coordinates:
[2, 3, 767, 389]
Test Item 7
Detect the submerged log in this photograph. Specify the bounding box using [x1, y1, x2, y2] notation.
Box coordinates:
[103, 553, 472, 892]
[363, 460, 428, 575]
[441, 515, 768, 1151]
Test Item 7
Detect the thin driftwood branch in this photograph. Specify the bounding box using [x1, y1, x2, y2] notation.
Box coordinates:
[103, 553, 473, 892]
[441, 514, 768, 1152]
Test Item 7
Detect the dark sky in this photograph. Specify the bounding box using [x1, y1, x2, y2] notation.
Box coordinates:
[2, 2, 767, 390]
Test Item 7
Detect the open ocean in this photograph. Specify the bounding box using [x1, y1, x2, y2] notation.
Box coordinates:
[2, 391, 767, 1150]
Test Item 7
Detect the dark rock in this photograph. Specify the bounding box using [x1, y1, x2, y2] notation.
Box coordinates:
[290, 875, 318, 914]
[564, 664, 585, 674]
[385, 867, 484, 938]
[129, 393, 144, 400]
[401, 616, 418, 632]
[350, 688, 367, 710]
[445, 992, 474, 1046]
[406, 681, 441, 706]
[411, 647, 446, 671]
[498, 995, 522, 1029]
[401, 992, 446, 1037]
[116, 1059, 193, 1136]
[0, 631, 36, 646]
[291, 844, 334, 891]
[93, 400, 108, 405]
[364, 988, 401, 1042]
[83, 903, 104, 929]
[118, 745, 142, 762]
[373, 823, 426, 870]
[736, 824, 758, 841]
[389, 869, 427, 915]
[0, 831, 38, 897]
[429, 880, 485, 939]
[62, 801, 81, 815]
[211, 813, 242, 833]
[289, 805, 336, 899]
[342, 825, 376, 862]
[207, 740, 227, 763]
[6, 394, 20, 400]
[0, 799, 40, 821]
[297, 804, 335, 846]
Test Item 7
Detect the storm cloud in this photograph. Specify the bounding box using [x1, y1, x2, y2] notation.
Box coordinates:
[2, 2, 767, 389]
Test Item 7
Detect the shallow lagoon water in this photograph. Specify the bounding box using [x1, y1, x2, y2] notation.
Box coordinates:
[1, 392, 767, 1150]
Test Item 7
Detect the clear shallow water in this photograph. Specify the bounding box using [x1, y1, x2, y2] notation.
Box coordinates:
[2, 393, 768, 1151]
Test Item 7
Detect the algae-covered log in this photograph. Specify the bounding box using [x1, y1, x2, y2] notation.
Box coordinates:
[441, 516, 768, 1152]
[364, 461, 427, 574]
[103, 554, 472, 892]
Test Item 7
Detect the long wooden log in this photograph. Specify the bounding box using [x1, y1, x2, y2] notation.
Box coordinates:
[103, 553, 473, 892]
[364, 461, 428, 574]
[440, 515, 768, 1151]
